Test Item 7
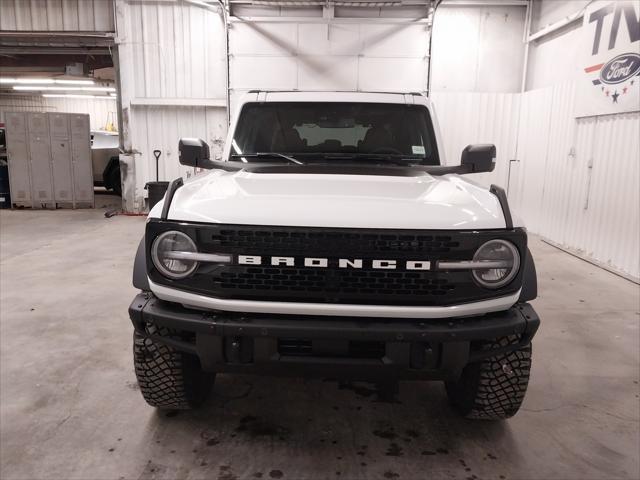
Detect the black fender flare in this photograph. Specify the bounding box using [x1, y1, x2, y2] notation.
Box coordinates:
[133, 236, 150, 291]
[519, 247, 537, 302]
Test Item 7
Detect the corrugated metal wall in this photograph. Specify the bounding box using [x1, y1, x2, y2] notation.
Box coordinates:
[0, 0, 115, 31]
[433, 84, 638, 281]
[115, 0, 227, 212]
[542, 112, 639, 281]
[508, 82, 639, 281]
[0, 96, 117, 130]
[430, 91, 520, 188]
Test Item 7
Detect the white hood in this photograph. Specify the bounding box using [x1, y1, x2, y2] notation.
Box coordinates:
[152, 170, 509, 230]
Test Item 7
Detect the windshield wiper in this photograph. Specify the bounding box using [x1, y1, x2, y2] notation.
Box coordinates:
[230, 152, 304, 165]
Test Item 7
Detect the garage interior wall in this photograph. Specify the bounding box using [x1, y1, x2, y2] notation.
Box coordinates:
[0, 96, 117, 131]
[114, 0, 228, 213]
[0, 0, 118, 132]
[0, 0, 115, 31]
[431, 0, 639, 281]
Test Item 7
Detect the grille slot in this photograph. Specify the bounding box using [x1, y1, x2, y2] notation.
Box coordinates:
[214, 267, 456, 297]
[208, 228, 459, 255]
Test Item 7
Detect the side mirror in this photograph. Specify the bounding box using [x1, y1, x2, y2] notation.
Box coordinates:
[461, 144, 496, 173]
[178, 138, 215, 169]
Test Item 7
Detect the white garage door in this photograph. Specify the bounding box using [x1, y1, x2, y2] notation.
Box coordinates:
[227, 0, 436, 112]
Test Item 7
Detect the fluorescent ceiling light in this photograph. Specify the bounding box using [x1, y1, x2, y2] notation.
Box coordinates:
[43, 94, 115, 100]
[1, 78, 53, 84]
[14, 85, 115, 92]
[1, 77, 95, 85]
[53, 79, 95, 85]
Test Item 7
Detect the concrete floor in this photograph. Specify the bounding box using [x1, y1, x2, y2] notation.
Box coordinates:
[1, 204, 639, 480]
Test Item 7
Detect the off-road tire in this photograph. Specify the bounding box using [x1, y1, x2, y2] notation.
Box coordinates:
[133, 323, 214, 409]
[445, 335, 532, 420]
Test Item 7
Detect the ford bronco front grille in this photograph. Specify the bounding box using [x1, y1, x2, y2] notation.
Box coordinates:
[217, 267, 456, 297]
[147, 222, 527, 307]
[211, 228, 459, 254]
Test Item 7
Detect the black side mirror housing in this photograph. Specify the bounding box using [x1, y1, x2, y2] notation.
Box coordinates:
[461, 144, 496, 173]
[178, 138, 215, 169]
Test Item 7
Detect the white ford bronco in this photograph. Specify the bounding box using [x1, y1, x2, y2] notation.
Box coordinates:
[129, 91, 539, 420]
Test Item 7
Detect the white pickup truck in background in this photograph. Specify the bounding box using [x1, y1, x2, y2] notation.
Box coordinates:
[90, 130, 120, 195]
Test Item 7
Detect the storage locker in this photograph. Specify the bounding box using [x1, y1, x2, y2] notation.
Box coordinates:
[4, 112, 32, 206]
[48, 114, 74, 204]
[69, 114, 94, 205]
[5, 112, 94, 209]
[27, 113, 54, 205]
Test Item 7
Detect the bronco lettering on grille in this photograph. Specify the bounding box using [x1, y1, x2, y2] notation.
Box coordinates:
[237, 255, 431, 270]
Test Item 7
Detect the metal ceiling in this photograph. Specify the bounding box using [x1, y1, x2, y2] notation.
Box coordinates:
[228, 0, 433, 4]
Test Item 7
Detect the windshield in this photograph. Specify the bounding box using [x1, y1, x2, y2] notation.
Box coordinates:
[230, 102, 439, 165]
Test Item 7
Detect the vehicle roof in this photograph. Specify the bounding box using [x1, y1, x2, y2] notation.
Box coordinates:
[240, 90, 431, 106]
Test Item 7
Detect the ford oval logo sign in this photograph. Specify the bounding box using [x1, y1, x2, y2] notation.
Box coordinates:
[599, 53, 640, 85]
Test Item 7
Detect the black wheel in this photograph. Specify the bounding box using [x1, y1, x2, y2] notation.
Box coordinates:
[106, 164, 122, 196]
[133, 323, 214, 410]
[445, 335, 532, 420]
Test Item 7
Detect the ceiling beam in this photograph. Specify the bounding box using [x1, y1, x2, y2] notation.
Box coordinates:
[0, 47, 112, 55]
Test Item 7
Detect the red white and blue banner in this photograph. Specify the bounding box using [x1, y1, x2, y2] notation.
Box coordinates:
[577, 0, 640, 117]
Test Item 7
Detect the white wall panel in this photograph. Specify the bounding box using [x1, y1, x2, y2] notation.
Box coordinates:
[115, 0, 228, 212]
[536, 82, 578, 240]
[431, 91, 520, 189]
[230, 57, 298, 90]
[231, 22, 298, 55]
[297, 23, 360, 55]
[360, 23, 428, 56]
[507, 86, 553, 232]
[526, 21, 582, 90]
[128, 105, 227, 185]
[434, 83, 638, 280]
[430, 5, 526, 93]
[0, 95, 118, 131]
[297, 56, 359, 90]
[553, 112, 640, 280]
[0, 0, 115, 31]
[525, 0, 587, 90]
[358, 57, 426, 92]
[530, 0, 590, 32]
[228, 20, 431, 101]
[117, 1, 226, 100]
[502, 81, 639, 281]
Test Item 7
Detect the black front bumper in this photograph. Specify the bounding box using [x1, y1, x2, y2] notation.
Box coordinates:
[129, 293, 540, 381]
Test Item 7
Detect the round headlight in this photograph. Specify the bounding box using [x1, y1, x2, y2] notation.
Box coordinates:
[472, 239, 520, 289]
[151, 231, 198, 279]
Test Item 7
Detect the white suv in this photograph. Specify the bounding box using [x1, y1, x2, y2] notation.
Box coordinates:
[129, 91, 539, 420]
